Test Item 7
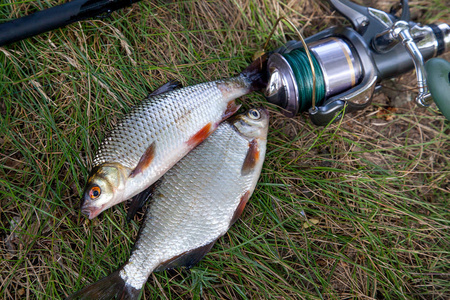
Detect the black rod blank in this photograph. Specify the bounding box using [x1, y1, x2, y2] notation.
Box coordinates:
[0, 0, 142, 46]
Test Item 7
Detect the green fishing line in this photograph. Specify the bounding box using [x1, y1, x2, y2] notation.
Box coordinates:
[282, 49, 326, 112]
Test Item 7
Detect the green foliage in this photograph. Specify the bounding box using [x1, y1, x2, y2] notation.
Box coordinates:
[1, 0, 449, 299]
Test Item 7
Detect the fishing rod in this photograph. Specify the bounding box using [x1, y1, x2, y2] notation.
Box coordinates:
[0, 0, 143, 47]
[263, 0, 450, 125]
[2, 0, 448, 124]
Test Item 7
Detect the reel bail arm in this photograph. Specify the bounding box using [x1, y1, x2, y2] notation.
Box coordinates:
[263, 0, 450, 125]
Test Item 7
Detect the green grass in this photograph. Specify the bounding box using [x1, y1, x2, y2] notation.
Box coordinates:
[1, 0, 449, 299]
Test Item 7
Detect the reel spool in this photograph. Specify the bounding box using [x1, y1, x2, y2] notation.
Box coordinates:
[265, 37, 362, 117]
[263, 0, 450, 125]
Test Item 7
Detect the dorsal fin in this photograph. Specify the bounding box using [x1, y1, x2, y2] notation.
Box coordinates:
[154, 239, 217, 272]
[230, 191, 251, 225]
[241, 139, 259, 176]
[147, 80, 181, 98]
[130, 142, 156, 178]
[126, 183, 157, 222]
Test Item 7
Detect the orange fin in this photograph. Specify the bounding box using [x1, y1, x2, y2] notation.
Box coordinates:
[154, 239, 217, 272]
[186, 122, 213, 148]
[230, 191, 251, 225]
[241, 139, 260, 176]
[130, 142, 156, 178]
[221, 101, 241, 122]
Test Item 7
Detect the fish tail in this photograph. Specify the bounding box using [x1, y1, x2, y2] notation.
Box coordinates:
[66, 270, 141, 300]
[240, 53, 269, 92]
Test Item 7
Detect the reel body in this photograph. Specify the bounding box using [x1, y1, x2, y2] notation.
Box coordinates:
[265, 0, 450, 125]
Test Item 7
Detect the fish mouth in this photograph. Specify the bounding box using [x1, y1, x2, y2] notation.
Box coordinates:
[81, 203, 106, 219]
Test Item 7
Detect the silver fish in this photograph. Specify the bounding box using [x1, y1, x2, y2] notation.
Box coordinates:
[68, 107, 269, 300]
[81, 56, 267, 219]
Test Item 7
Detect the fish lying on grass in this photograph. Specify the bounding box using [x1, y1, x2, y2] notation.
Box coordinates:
[67, 107, 269, 300]
[81, 56, 267, 219]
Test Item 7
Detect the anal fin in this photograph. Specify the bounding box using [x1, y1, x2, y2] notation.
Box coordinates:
[230, 191, 251, 225]
[130, 142, 156, 178]
[221, 101, 241, 122]
[154, 239, 218, 272]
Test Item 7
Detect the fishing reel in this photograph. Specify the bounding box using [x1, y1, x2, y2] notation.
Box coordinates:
[264, 0, 450, 125]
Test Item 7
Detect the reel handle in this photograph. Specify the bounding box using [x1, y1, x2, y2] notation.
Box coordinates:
[264, 0, 450, 125]
[426, 58, 450, 121]
[391, 20, 433, 107]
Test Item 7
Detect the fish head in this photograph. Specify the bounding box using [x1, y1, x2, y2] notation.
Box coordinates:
[231, 107, 269, 139]
[81, 163, 127, 219]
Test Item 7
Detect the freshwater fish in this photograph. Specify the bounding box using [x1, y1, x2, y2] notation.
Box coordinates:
[67, 107, 269, 300]
[81, 56, 267, 219]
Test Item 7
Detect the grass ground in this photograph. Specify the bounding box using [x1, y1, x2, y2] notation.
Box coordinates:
[1, 0, 449, 299]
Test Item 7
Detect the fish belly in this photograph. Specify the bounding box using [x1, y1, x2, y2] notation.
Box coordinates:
[93, 78, 253, 202]
[120, 122, 266, 290]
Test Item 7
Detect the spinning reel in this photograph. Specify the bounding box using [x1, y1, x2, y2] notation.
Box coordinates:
[264, 0, 450, 125]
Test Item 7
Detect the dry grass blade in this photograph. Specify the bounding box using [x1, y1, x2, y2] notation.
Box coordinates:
[1, 0, 449, 299]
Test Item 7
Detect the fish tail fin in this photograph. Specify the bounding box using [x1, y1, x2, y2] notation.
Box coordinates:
[240, 53, 269, 92]
[66, 270, 141, 300]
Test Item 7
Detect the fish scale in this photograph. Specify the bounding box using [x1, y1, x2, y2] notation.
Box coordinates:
[93, 82, 221, 169]
[119, 111, 268, 290]
[67, 108, 268, 299]
[81, 55, 267, 219]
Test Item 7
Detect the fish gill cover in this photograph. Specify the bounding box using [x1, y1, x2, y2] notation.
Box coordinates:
[0, 0, 449, 299]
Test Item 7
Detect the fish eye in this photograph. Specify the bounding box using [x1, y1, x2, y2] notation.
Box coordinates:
[89, 186, 101, 199]
[248, 109, 260, 120]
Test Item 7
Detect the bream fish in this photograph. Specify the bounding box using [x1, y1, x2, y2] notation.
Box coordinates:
[67, 107, 269, 300]
[81, 57, 267, 219]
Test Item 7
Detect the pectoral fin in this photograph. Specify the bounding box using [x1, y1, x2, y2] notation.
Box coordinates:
[154, 239, 217, 272]
[241, 139, 260, 176]
[130, 142, 156, 178]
